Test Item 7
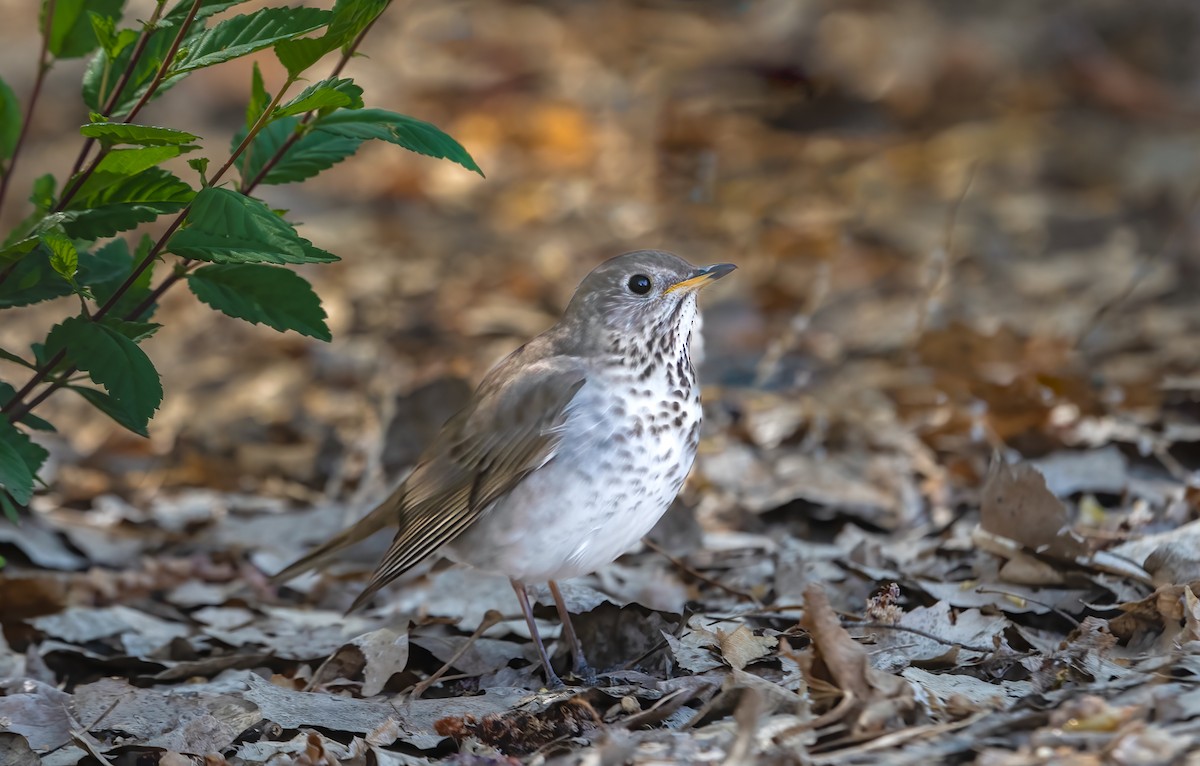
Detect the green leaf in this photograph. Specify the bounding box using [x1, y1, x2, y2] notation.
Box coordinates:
[238, 118, 362, 186]
[45, 0, 124, 59]
[0, 383, 54, 432]
[273, 77, 363, 119]
[61, 168, 193, 240]
[246, 62, 270, 133]
[42, 229, 79, 283]
[65, 385, 142, 436]
[314, 108, 482, 176]
[29, 174, 56, 213]
[0, 349, 36, 370]
[0, 76, 21, 162]
[326, 0, 389, 49]
[188, 263, 330, 341]
[94, 145, 196, 178]
[83, 26, 175, 113]
[88, 10, 118, 57]
[44, 316, 162, 435]
[80, 122, 200, 146]
[172, 7, 331, 74]
[77, 236, 158, 321]
[167, 187, 338, 265]
[0, 419, 46, 505]
[0, 493, 16, 524]
[273, 36, 337, 80]
[161, 0, 252, 29]
[0, 250, 73, 307]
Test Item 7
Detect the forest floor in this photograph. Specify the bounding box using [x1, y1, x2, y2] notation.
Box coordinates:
[2, 1, 1200, 764]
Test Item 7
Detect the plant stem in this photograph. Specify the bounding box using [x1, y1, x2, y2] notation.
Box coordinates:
[0, 0, 56, 221]
[240, 18, 382, 193]
[5, 4, 391, 427]
[1, 350, 65, 417]
[64, 1, 168, 184]
[57, 0, 199, 212]
[121, 0, 201, 126]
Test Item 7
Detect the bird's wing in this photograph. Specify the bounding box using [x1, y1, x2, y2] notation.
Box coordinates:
[346, 360, 587, 612]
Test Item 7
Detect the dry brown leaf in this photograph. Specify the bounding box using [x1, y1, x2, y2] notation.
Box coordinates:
[716, 624, 778, 670]
[799, 584, 919, 739]
[980, 458, 1088, 561]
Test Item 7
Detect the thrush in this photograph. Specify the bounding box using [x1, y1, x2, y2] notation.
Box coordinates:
[272, 250, 735, 687]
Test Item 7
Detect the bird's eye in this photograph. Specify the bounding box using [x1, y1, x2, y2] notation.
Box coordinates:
[627, 274, 652, 295]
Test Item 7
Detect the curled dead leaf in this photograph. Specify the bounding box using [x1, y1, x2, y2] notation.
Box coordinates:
[798, 585, 920, 741]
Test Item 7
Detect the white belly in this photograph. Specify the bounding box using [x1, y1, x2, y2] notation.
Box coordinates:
[443, 376, 701, 582]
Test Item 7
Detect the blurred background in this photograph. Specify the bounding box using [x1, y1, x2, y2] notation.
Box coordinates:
[1, 0, 1197, 534]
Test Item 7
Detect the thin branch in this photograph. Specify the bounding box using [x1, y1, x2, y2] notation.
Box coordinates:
[2, 349, 67, 419]
[0, 0, 57, 218]
[5, 4, 393, 425]
[57, 0, 200, 212]
[64, 1, 169, 184]
[120, 0, 201, 126]
[240, 14, 384, 194]
[641, 536, 761, 604]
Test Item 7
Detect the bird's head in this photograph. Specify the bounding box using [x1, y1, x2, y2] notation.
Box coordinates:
[559, 250, 735, 355]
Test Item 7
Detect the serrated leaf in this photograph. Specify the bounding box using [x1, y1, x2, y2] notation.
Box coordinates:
[29, 174, 56, 212]
[44, 316, 162, 434]
[273, 36, 337, 79]
[78, 238, 130, 299]
[88, 11, 118, 57]
[0, 419, 46, 505]
[167, 187, 339, 265]
[246, 62, 270, 133]
[238, 118, 362, 186]
[0, 429, 34, 506]
[102, 318, 161, 343]
[94, 145, 196, 177]
[172, 7, 331, 74]
[61, 168, 193, 239]
[80, 122, 200, 146]
[0, 383, 54, 431]
[161, 0, 252, 29]
[0, 250, 73, 308]
[326, 0, 389, 50]
[90, 234, 157, 321]
[45, 0, 124, 59]
[0, 349, 36, 370]
[42, 230, 79, 282]
[314, 108, 482, 176]
[188, 263, 330, 340]
[1, 492, 18, 523]
[83, 27, 175, 113]
[66, 385, 143, 436]
[273, 77, 363, 119]
[0, 76, 21, 161]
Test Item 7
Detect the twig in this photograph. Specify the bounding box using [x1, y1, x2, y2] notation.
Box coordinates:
[0, 0, 56, 219]
[1077, 184, 1200, 352]
[410, 609, 505, 699]
[57, 0, 201, 212]
[63, 0, 169, 184]
[913, 160, 976, 339]
[642, 536, 761, 604]
[240, 14, 384, 193]
[842, 621, 995, 654]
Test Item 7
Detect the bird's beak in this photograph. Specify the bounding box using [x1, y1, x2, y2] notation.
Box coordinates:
[664, 263, 737, 294]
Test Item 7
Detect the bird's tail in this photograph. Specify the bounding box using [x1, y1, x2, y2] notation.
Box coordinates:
[269, 483, 405, 584]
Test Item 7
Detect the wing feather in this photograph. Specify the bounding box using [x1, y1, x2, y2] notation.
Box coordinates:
[346, 363, 586, 611]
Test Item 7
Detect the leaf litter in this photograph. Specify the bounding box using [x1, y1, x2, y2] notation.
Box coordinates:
[4, 0, 1200, 763]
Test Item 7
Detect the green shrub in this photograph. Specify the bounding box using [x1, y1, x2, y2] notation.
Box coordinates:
[0, 0, 482, 519]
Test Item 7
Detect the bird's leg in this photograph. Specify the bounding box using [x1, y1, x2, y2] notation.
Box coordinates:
[510, 578, 564, 689]
[548, 579, 596, 684]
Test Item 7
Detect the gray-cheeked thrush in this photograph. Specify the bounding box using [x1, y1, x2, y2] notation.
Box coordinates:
[273, 250, 735, 686]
